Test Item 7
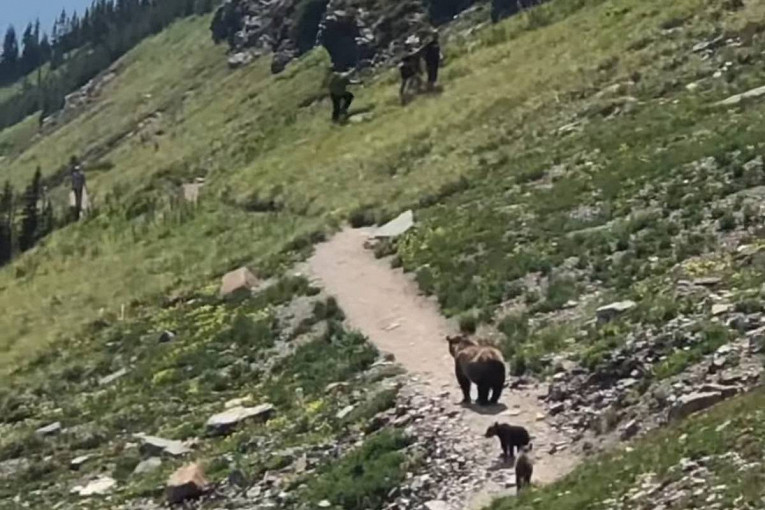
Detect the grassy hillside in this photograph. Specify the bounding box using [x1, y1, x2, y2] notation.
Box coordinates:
[1, 0, 765, 507]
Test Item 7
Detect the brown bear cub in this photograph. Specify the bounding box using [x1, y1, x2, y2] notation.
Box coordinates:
[447, 335, 506, 406]
[515, 446, 533, 494]
[485, 422, 531, 460]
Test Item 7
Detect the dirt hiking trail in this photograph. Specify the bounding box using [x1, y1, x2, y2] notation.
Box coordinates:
[308, 228, 579, 508]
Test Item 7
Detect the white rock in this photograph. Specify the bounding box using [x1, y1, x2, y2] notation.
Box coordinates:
[336, 405, 355, 420]
[596, 300, 637, 322]
[373, 210, 415, 239]
[99, 368, 129, 386]
[71, 476, 117, 496]
[206, 404, 274, 434]
[36, 422, 62, 436]
[716, 85, 765, 107]
[70, 455, 92, 470]
[425, 500, 452, 510]
[133, 433, 191, 457]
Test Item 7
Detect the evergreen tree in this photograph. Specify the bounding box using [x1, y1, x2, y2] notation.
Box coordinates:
[19, 167, 42, 252]
[0, 180, 13, 265]
[37, 188, 54, 239]
[21, 22, 41, 75]
[1, 26, 20, 82]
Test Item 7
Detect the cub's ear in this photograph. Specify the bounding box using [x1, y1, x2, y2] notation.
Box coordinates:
[494, 421, 499, 427]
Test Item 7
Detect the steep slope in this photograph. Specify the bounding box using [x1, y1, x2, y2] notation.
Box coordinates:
[1, 0, 765, 508]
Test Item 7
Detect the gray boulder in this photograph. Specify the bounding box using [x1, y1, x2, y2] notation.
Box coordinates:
[669, 392, 723, 421]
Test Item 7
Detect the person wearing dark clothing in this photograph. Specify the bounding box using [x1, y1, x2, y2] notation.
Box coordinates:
[399, 49, 422, 105]
[422, 33, 441, 91]
[70, 157, 86, 220]
[329, 70, 360, 122]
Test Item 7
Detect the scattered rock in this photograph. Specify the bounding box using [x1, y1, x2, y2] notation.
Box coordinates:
[36, 422, 62, 437]
[692, 35, 724, 53]
[596, 300, 636, 323]
[158, 330, 176, 343]
[425, 500, 452, 510]
[716, 84, 765, 107]
[669, 391, 723, 421]
[206, 404, 275, 435]
[228, 51, 254, 68]
[133, 457, 162, 475]
[318, 501, 332, 508]
[336, 405, 355, 420]
[99, 368, 129, 386]
[711, 303, 732, 316]
[167, 463, 209, 504]
[620, 419, 641, 440]
[70, 455, 92, 471]
[133, 433, 191, 457]
[71, 476, 117, 496]
[692, 277, 721, 287]
[373, 210, 415, 239]
[220, 267, 259, 298]
[700, 383, 740, 399]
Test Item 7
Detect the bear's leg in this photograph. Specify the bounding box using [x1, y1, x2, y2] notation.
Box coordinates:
[499, 437, 510, 461]
[455, 365, 471, 403]
[489, 382, 503, 404]
[477, 384, 490, 406]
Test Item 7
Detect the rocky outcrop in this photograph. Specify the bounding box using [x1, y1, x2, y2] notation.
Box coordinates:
[210, 0, 440, 72]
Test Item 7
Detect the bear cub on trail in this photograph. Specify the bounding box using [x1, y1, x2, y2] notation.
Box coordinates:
[515, 446, 534, 494]
[485, 422, 531, 460]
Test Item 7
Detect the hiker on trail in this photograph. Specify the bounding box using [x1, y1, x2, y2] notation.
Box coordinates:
[399, 41, 423, 105]
[70, 156, 86, 220]
[422, 31, 441, 92]
[329, 68, 360, 123]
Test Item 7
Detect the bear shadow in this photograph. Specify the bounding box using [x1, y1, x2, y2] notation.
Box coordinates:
[462, 402, 508, 415]
[486, 455, 516, 472]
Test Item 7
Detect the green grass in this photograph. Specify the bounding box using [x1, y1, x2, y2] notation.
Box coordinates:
[0, 0, 765, 507]
[488, 387, 765, 510]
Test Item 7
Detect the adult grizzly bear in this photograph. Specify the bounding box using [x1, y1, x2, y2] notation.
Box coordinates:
[447, 335, 506, 406]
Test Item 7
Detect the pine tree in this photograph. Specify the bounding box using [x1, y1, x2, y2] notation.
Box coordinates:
[21, 22, 41, 75]
[37, 188, 54, 239]
[1, 26, 20, 82]
[18, 167, 42, 252]
[0, 180, 13, 265]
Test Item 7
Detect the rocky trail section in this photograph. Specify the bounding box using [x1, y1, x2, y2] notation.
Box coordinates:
[307, 228, 579, 509]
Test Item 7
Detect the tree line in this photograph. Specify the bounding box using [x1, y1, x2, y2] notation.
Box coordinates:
[0, 171, 56, 268]
[0, 0, 216, 131]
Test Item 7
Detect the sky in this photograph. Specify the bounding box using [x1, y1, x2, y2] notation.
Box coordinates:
[1, 0, 94, 37]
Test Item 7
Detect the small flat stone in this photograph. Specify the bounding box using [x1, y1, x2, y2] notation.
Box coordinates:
[99, 368, 129, 386]
[71, 476, 117, 496]
[36, 422, 62, 437]
[133, 433, 191, 457]
[206, 404, 274, 435]
[711, 303, 732, 316]
[596, 301, 637, 322]
[70, 455, 92, 471]
[372, 210, 414, 239]
[336, 405, 355, 420]
[133, 457, 162, 475]
[425, 501, 452, 510]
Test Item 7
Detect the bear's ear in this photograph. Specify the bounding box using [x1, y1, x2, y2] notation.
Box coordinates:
[494, 421, 499, 427]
